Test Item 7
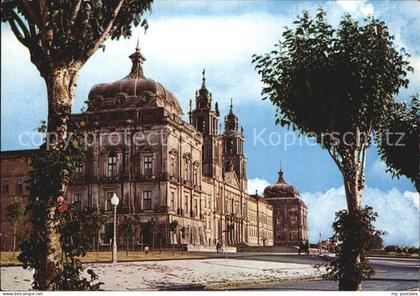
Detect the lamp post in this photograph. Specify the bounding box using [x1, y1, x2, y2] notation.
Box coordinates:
[111, 192, 120, 263]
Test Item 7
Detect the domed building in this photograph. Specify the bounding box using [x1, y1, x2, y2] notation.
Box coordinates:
[0, 44, 274, 251]
[86, 44, 182, 116]
[263, 169, 308, 246]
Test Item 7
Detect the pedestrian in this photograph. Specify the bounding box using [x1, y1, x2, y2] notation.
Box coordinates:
[216, 241, 221, 253]
[305, 240, 310, 255]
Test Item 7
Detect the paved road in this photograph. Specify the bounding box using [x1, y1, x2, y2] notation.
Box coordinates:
[227, 254, 419, 291]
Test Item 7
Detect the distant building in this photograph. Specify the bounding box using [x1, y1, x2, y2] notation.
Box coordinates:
[0, 45, 274, 251]
[0, 150, 33, 250]
[263, 170, 308, 245]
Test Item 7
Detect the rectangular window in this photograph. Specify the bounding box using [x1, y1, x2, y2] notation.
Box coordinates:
[2, 180, 9, 194]
[194, 199, 198, 217]
[73, 193, 82, 211]
[87, 194, 93, 208]
[170, 192, 175, 210]
[184, 163, 189, 180]
[184, 195, 189, 215]
[74, 165, 84, 179]
[144, 156, 153, 176]
[143, 191, 152, 210]
[16, 179, 23, 194]
[170, 157, 176, 177]
[108, 153, 117, 177]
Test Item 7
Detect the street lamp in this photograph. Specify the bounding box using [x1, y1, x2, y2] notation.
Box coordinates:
[111, 192, 120, 263]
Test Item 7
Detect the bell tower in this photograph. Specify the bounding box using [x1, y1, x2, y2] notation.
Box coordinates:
[222, 99, 247, 191]
[190, 69, 223, 179]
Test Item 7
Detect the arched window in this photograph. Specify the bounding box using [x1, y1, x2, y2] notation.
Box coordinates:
[108, 151, 117, 177]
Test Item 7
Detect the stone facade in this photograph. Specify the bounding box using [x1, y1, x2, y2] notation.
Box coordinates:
[0, 46, 274, 250]
[0, 150, 33, 250]
[263, 170, 308, 245]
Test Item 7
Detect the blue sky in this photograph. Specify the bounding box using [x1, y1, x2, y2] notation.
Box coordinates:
[1, 0, 419, 246]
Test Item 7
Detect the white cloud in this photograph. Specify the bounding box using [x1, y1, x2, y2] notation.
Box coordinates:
[248, 177, 271, 195]
[301, 186, 419, 247]
[247, 177, 419, 246]
[336, 0, 374, 18]
[78, 13, 293, 111]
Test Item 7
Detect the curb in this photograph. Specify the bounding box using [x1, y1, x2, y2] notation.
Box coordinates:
[161, 275, 324, 291]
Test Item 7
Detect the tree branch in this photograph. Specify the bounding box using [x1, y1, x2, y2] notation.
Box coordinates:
[16, 0, 42, 27]
[8, 19, 29, 48]
[10, 9, 30, 39]
[75, 0, 125, 67]
[328, 146, 343, 174]
[69, 0, 82, 26]
[38, 0, 52, 47]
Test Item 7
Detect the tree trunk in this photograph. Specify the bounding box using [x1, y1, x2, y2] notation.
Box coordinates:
[341, 154, 364, 291]
[12, 223, 16, 259]
[152, 232, 155, 256]
[38, 66, 79, 290]
[126, 236, 129, 256]
[97, 231, 100, 262]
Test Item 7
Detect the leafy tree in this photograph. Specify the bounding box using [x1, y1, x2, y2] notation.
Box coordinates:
[1, 0, 152, 290]
[83, 208, 108, 261]
[253, 10, 412, 290]
[376, 96, 419, 192]
[168, 220, 178, 254]
[318, 207, 379, 290]
[122, 215, 137, 256]
[17, 123, 89, 290]
[168, 220, 178, 236]
[367, 230, 386, 250]
[384, 245, 398, 252]
[149, 216, 159, 253]
[6, 196, 25, 259]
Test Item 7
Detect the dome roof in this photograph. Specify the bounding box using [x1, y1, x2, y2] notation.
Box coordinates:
[87, 44, 182, 115]
[264, 170, 299, 198]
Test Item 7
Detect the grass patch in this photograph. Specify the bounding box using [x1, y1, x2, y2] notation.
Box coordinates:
[1, 250, 204, 266]
[366, 251, 419, 259]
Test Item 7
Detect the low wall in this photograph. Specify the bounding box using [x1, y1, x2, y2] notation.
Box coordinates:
[187, 244, 237, 253]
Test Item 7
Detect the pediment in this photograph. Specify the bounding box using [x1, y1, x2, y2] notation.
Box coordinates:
[139, 146, 158, 153]
[224, 171, 240, 189]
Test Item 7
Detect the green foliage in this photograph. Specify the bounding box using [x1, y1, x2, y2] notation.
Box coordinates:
[122, 215, 137, 237]
[376, 95, 419, 191]
[2, 0, 153, 290]
[384, 245, 419, 254]
[169, 220, 178, 233]
[17, 122, 102, 290]
[253, 10, 413, 290]
[367, 230, 386, 250]
[253, 9, 412, 146]
[149, 216, 159, 234]
[384, 245, 398, 252]
[83, 208, 108, 240]
[7, 196, 25, 225]
[1, 0, 153, 75]
[54, 209, 103, 290]
[122, 215, 137, 255]
[317, 207, 381, 290]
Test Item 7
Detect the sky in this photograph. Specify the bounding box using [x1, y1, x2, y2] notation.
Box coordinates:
[1, 0, 419, 246]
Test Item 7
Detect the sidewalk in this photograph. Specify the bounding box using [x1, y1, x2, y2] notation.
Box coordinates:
[1, 258, 324, 291]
